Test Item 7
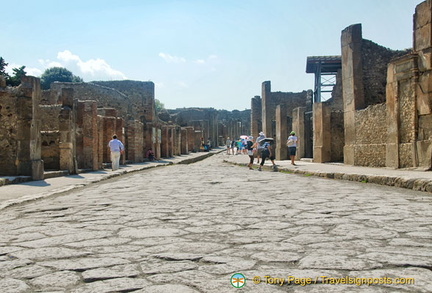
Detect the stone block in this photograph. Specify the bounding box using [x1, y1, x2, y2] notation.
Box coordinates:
[416, 69, 432, 116]
[417, 49, 432, 72]
[343, 145, 355, 165]
[416, 140, 432, 169]
[414, 0, 432, 30]
[31, 159, 44, 180]
[415, 23, 432, 52]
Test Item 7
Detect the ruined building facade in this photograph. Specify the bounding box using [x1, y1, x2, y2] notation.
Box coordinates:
[251, 0, 432, 170]
[0, 78, 245, 179]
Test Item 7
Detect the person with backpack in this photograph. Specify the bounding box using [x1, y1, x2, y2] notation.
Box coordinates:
[258, 139, 277, 171]
[246, 136, 255, 170]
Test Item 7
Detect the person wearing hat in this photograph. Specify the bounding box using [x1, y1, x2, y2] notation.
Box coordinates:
[255, 131, 266, 164]
[287, 131, 298, 165]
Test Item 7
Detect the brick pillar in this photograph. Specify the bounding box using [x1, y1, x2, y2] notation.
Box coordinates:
[58, 88, 77, 174]
[262, 81, 272, 138]
[341, 23, 364, 165]
[97, 115, 104, 169]
[16, 76, 44, 179]
[181, 127, 188, 154]
[115, 117, 125, 165]
[251, 96, 262, 140]
[77, 100, 98, 170]
[275, 105, 288, 160]
[313, 103, 331, 163]
[292, 107, 306, 160]
[126, 119, 144, 162]
[186, 127, 194, 152]
[161, 125, 169, 157]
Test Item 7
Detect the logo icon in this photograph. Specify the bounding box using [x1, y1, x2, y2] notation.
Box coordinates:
[230, 273, 246, 288]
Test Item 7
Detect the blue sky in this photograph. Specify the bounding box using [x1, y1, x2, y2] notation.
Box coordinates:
[1, 0, 420, 110]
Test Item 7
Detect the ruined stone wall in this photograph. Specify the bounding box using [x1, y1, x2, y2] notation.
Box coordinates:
[0, 91, 19, 175]
[41, 131, 60, 170]
[91, 80, 155, 123]
[0, 77, 44, 178]
[40, 105, 61, 131]
[50, 82, 130, 120]
[354, 103, 387, 167]
[330, 111, 344, 162]
[269, 91, 307, 137]
[251, 96, 262, 140]
[362, 39, 410, 106]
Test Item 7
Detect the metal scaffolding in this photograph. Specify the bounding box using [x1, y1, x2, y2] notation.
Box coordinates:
[306, 56, 342, 103]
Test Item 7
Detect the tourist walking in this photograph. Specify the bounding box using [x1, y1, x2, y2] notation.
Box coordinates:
[258, 139, 277, 171]
[108, 135, 125, 171]
[226, 137, 232, 155]
[287, 131, 298, 165]
[247, 136, 255, 170]
[255, 132, 266, 164]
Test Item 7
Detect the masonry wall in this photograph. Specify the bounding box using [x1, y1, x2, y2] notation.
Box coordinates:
[50, 82, 130, 119]
[0, 91, 20, 175]
[342, 23, 411, 167]
[251, 96, 262, 140]
[92, 80, 155, 123]
[0, 76, 44, 179]
[355, 103, 387, 166]
[362, 40, 409, 106]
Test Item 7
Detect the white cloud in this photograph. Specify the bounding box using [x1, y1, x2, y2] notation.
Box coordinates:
[176, 81, 189, 88]
[5, 63, 42, 77]
[38, 50, 127, 81]
[193, 54, 218, 65]
[158, 52, 186, 63]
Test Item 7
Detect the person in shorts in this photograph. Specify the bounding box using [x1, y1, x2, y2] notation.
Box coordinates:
[287, 131, 298, 165]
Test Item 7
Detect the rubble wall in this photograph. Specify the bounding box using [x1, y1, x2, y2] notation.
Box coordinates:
[354, 103, 387, 167]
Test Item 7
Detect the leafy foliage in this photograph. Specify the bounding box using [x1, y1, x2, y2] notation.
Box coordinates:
[7, 66, 26, 86]
[40, 67, 83, 90]
[0, 57, 27, 86]
[0, 57, 9, 77]
[155, 99, 165, 113]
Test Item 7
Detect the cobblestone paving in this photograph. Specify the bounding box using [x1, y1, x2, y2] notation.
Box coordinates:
[1, 153, 432, 292]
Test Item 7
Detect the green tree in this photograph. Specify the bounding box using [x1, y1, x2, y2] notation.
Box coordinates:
[7, 66, 26, 86]
[155, 99, 165, 113]
[0, 57, 9, 77]
[40, 67, 83, 90]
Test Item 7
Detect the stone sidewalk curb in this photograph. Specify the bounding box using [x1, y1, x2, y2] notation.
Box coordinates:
[0, 150, 220, 211]
[224, 160, 432, 193]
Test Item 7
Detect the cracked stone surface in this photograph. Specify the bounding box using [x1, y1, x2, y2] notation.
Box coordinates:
[0, 153, 431, 292]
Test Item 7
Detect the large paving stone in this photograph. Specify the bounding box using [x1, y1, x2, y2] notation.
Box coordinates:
[40, 257, 130, 271]
[71, 277, 151, 293]
[29, 271, 81, 290]
[82, 264, 141, 281]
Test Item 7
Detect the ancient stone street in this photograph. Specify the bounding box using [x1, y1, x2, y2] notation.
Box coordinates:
[1, 153, 432, 292]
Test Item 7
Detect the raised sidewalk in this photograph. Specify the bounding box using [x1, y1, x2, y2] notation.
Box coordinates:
[222, 152, 432, 194]
[0, 151, 218, 211]
[2, 149, 432, 211]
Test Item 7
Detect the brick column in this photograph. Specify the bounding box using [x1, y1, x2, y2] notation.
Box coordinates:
[341, 24, 364, 165]
[77, 100, 98, 170]
[58, 88, 77, 174]
[16, 76, 44, 179]
[292, 107, 306, 160]
[275, 105, 288, 160]
[313, 103, 331, 163]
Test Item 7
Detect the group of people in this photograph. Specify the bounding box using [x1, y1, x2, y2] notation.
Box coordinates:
[226, 131, 298, 171]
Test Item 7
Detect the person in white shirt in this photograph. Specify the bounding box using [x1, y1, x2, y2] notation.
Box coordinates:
[287, 131, 298, 166]
[108, 135, 125, 171]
